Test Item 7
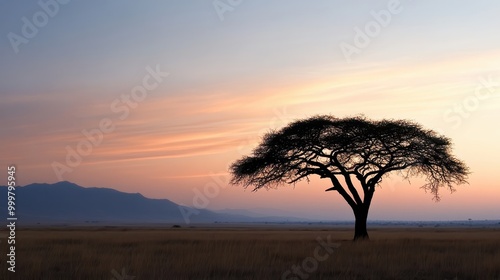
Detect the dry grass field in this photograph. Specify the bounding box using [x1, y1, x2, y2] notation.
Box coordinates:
[1, 226, 499, 279]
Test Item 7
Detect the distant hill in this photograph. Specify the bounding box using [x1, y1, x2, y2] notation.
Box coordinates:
[5, 182, 493, 227]
[0, 181, 248, 225]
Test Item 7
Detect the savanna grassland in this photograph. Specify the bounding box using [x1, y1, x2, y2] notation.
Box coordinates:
[1, 226, 499, 280]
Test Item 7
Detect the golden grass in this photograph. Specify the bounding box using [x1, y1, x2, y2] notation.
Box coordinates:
[0, 227, 499, 279]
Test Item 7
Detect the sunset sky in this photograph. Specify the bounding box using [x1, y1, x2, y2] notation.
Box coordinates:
[1, 1, 499, 221]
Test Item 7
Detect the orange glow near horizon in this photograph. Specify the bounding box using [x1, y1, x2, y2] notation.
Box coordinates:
[2, 2, 499, 221]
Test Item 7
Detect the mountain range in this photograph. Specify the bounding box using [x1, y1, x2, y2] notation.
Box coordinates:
[2, 182, 498, 227]
[0, 181, 308, 225]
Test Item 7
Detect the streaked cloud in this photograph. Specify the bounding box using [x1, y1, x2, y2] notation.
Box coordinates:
[1, 1, 499, 220]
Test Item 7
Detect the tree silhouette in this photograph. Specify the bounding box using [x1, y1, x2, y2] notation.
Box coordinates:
[230, 115, 469, 240]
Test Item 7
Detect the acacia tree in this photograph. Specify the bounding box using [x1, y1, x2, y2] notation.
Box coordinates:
[230, 115, 469, 240]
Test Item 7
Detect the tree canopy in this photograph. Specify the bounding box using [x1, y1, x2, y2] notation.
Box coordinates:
[230, 115, 469, 239]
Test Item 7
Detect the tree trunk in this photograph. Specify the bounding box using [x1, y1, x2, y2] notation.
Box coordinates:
[353, 207, 369, 241]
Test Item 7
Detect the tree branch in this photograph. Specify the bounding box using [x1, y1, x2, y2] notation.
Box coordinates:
[331, 151, 363, 205]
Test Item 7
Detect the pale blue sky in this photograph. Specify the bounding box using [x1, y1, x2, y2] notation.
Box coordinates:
[2, 1, 499, 94]
[1, 1, 499, 220]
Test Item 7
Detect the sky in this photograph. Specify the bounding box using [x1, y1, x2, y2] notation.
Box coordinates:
[1, 0, 499, 221]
